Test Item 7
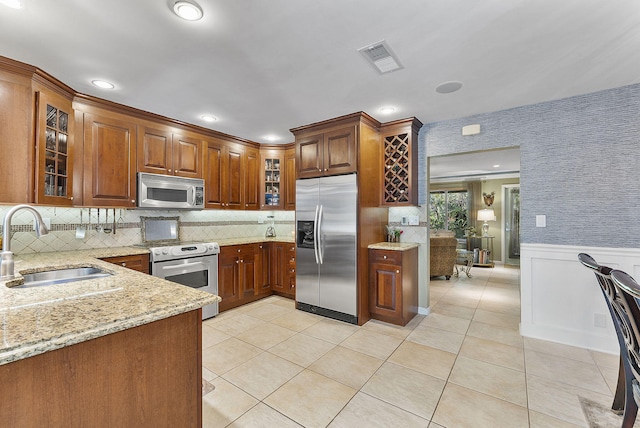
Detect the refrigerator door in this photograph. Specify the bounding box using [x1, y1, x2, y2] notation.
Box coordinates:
[295, 178, 320, 307]
[318, 174, 358, 316]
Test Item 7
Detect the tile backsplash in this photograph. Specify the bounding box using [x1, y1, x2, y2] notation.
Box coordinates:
[0, 205, 295, 254]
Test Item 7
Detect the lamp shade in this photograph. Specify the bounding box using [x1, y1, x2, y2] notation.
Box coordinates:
[477, 208, 495, 222]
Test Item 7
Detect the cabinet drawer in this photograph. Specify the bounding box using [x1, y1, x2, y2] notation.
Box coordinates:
[369, 249, 401, 265]
[101, 254, 150, 273]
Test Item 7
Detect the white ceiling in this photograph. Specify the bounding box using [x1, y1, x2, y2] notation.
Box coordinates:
[429, 147, 521, 182]
[1, 0, 639, 146]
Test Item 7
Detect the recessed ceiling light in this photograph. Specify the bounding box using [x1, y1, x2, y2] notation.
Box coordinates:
[379, 106, 396, 115]
[91, 80, 115, 89]
[264, 135, 279, 142]
[0, 0, 22, 9]
[435, 81, 463, 94]
[172, 1, 203, 21]
[200, 115, 217, 122]
[493, 164, 500, 168]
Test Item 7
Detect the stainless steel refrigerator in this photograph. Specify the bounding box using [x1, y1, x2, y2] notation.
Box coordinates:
[295, 173, 358, 324]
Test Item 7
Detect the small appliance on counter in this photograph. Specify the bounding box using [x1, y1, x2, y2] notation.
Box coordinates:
[265, 215, 276, 238]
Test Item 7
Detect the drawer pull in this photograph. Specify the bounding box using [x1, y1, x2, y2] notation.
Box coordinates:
[383, 255, 387, 259]
[121, 262, 126, 267]
[396, 270, 400, 274]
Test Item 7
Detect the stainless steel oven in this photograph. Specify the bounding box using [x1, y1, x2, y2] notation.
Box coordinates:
[150, 242, 219, 320]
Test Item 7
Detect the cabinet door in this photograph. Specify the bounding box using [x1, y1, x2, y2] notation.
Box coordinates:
[204, 140, 224, 209]
[35, 90, 75, 206]
[172, 134, 202, 178]
[296, 133, 323, 178]
[257, 243, 271, 295]
[260, 149, 284, 210]
[324, 126, 357, 175]
[83, 113, 137, 207]
[369, 261, 402, 321]
[239, 247, 258, 300]
[137, 126, 172, 175]
[243, 147, 260, 210]
[101, 254, 150, 274]
[218, 249, 240, 312]
[271, 242, 287, 293]
[225, 144, 243, 210]
[284, 147, 296, 210]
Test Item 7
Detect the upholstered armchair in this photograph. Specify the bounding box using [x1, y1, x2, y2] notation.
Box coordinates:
[430, 235, 458, 280]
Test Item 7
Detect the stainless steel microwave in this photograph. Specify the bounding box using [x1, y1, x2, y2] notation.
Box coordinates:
[137, 173, 205, 209]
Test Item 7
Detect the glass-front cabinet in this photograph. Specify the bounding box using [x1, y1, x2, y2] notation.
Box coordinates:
[260, 149, 284, 209]
[36, 90, 74, 205]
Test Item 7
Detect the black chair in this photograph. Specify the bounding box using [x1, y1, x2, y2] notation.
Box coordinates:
[610, 269, 640, 427]
[578, 253, 632, 420]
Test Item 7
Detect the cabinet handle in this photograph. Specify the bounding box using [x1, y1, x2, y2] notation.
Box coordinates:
[236, 260, 239, 264]
[245, 204, 248, 207]
[259, 245, 263, 249]
[240, 259, 244, 263]
[290, 258, 295, 262]
[121, 262, 126, 267]
[69, 196, 74, 201]
[131, 199, 136, 203]
[237, 249, 241, 253]
[396, 270, 400, 274]
[290, 247, 294, 251]
[324, 168, 328, 172]
[168, 169, 172, 173]
[383, 255, 387, 259]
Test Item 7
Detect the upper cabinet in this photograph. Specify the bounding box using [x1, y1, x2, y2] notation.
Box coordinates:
[34, 89, 75, 206]
[294, 125, 357, 179]
[204, 138, 260, 210]
[283, 146, 296, 210]
[137, 126, 202, 178]
[260, 148, 284, 209]
[81, 112, 137, 207]
[380, 118, 422, 206]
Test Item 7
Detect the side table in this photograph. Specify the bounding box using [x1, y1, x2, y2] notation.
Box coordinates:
[455, 249, 473, 278]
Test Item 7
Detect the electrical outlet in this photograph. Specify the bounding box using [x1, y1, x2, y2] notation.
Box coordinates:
[594, 313, 607, 328]
[257, 218, 264, 224]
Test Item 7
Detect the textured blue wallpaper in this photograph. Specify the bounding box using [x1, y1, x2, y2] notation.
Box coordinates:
[420, 83, 640, 248]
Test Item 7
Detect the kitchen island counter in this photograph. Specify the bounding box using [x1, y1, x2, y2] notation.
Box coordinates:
[0, 247, 219, 365]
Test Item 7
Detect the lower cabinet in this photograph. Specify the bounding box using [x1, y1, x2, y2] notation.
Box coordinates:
[0, 310, 202, 426]
[100, 254, 150, 274]
[368, 247, 418, 326]
[271, 242, 296, 298]
[219, 241, 295, 312]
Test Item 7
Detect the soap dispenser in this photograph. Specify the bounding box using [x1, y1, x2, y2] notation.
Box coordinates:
[265, 215, 276, 238]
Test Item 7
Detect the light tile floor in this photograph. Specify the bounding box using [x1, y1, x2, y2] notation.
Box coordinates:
[202, 265, 619, 427]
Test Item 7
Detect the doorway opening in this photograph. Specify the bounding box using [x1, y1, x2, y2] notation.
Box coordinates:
[502, 184, 520, 266]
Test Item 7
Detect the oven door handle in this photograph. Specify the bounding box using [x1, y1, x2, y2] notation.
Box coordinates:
[160, 261, 207, 271]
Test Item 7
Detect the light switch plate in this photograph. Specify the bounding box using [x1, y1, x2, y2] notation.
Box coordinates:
[535, 215, 546, 228]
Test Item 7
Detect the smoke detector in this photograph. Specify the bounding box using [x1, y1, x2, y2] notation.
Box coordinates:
[358, 40, 403, 74]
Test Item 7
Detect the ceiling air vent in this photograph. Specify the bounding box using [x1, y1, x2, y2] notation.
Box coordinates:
[358, 40, 403, 74]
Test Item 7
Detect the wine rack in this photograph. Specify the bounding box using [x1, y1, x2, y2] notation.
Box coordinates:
[380, 117, 421, 207]
[383, 133, 410, 204]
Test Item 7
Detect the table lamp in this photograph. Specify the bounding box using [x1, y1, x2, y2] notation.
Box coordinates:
[477, 208, 495, 236]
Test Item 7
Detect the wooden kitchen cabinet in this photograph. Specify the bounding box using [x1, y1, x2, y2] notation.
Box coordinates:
[137, 125, 203, 178]
[101, 253, 150, 274]
[380, 117, 422, 206]
[260, 148, 284, 209]
[204, 139, 259, 210]
[0, 310, 202, 427]
[368, 247, 418, 326]
[219, 244, 261, 312]
[81, 112, 137, 207]
[294, 125, 357, 179]
[284, 145, 296, 210]
[271, 242, 296, 298]
[257, 243, 272, 295]
[34, 89, 75, 206]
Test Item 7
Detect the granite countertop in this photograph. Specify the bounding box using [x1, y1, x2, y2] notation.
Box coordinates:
[0, 247, 219, 366]
[368, 242, 420, 251]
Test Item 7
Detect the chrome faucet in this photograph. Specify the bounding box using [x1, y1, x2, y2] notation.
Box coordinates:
[1, 204, 49, 280]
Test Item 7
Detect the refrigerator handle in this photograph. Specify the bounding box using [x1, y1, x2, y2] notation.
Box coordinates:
[313, 204, 320, 264]
[318, 204, 324, 264]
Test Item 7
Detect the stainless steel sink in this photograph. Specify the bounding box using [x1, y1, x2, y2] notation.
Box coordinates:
[18, 267, 112, 288]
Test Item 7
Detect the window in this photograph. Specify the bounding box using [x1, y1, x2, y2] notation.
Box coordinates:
[429, 190, 469, 238]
